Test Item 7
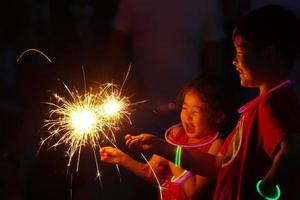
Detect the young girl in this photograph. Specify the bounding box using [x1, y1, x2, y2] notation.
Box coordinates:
[100, 75, 236, 199]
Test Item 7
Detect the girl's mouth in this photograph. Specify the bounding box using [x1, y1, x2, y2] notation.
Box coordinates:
[185, 123, 194, 133]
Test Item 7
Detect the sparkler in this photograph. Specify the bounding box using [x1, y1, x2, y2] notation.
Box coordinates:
[18, 49, 163, 199]
[43, 79, 164, 199]
[42, 82, 132, 177]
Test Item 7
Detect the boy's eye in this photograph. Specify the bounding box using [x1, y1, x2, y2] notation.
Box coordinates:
[236, 51, 249, 59]
[237, 47, 252, 54]
[236, 50, 246, 55]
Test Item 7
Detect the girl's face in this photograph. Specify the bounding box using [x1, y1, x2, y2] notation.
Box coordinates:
[180, 90, 219, 140]
[232, 35, 266, 88]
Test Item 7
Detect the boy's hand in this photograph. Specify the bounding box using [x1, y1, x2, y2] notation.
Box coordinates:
[99, 146, 127, 165]
[125, 133, 165, 153]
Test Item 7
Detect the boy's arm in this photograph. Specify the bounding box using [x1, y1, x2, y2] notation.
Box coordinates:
[100, 146, 167, 182]
[259, 133, 300, 198]
[126, 134, 223, 178]
[169, 139, 223, 199]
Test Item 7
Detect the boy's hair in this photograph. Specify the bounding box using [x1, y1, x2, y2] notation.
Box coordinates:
[233, 5, 300, 69]
[176, 75, 238, 138]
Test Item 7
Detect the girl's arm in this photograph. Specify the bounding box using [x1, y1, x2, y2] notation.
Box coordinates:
[100, 146, 168, 183]
[168, 139, 223, 199]
[125, 134, 223, 179]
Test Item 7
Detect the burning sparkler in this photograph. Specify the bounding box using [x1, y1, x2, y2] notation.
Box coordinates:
[42, 82, 133, 177]
[42, 77, 163, 199]
[18, 49, 163, 199]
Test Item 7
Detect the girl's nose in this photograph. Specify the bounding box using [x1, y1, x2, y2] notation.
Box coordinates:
[187, 113, 193, 121]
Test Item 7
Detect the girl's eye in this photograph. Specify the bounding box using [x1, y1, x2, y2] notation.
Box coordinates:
[192, 110, 200, 115]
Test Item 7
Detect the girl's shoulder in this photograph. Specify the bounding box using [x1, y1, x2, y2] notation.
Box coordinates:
[207, 138, 224, 155]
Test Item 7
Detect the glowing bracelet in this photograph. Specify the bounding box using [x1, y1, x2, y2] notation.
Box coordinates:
[171, 170, 192, 185]
[174, 146, 182, 168]
[256, 179, 281, 200]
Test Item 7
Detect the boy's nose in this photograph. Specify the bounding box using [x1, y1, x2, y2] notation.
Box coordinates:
[232, 57, 238, 66]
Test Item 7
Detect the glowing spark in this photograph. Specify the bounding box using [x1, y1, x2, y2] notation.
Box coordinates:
[70, 107, 97, 136]
[42, 78, 162, 198]
[103, 99, 121, 116]
[42, 83, 133, 174]
[42, 73, 161, 198]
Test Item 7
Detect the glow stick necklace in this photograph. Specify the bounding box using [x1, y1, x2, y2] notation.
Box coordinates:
[165, 123, 219, 148]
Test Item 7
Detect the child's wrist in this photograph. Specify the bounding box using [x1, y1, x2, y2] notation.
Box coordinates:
[171, 170, 191, 185]
[256, 179, 281, 200]
[119, 152, 129, 165]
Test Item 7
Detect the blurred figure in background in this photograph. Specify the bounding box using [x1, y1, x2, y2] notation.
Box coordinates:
[105, 0, 228, 135]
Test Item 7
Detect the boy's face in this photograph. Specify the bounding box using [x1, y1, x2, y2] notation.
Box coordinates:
[232, 35, 266, 88]
[180, 91, 219, 140]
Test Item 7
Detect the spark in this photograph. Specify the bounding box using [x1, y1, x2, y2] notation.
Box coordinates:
[42, 82, 133, 175]
[70, 108, 97, 135]
[103, 99, 121, 116]
[42, 77, 162, 198]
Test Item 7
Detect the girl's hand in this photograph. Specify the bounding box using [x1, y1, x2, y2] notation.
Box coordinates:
[125, 133, 165, 153]
[99, 146, 127, 165]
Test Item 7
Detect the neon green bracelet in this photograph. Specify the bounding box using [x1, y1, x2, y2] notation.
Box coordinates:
[174, 146, 182, 168]
[256, 179, 281, 200]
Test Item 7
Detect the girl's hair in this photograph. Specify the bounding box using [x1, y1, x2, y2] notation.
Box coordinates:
[176, 75, 238, 138]
[233, 5, 300, 69]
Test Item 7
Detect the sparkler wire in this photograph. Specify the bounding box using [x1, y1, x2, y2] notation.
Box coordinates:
[17, 48, 52, 63]
[140, 153, 163, 200]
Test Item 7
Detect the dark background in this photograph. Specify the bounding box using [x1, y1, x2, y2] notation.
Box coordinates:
[0, 1, 300, 200]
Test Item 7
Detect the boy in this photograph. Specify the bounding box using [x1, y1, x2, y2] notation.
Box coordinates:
[125, 5, 300, 199]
